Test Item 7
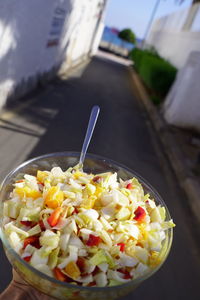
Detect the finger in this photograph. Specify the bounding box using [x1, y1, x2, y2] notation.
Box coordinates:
[12, 269, 28, 285]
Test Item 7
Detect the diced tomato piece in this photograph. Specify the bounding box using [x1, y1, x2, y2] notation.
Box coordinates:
[23, 255, 32, 262]
[72, 207, 79, 214]
[47, 207, 62, 227]
[23, 236, 40, 250]
[126, 183, 133, 189]
[38, 182, 44, 192]
[117, 268, 132, 279]
[20, 221, 33, 227]
[16, 179, 24, 183]
[123, 271, 132, 279]
[87, 281, 96, 287]
[53, 267, 67, 282]
[92, 176, 101, 183]
[91, 266, 99, 276]
[86, 234, 101, 246]
[134, 206, 146, 222]
[38, 220, 46, 231]
[76, 257, 85, 273]
[117, 242, 125, 252]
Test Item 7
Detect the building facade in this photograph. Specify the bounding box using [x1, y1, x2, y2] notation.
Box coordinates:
[0, 0, 107, 109]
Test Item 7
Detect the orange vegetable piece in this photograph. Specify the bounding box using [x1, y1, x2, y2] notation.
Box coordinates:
[47, 207, 62, 227]
[53, 267, 67, 282]
[65, 261, 81, 279]
[44, 186, 64, 208]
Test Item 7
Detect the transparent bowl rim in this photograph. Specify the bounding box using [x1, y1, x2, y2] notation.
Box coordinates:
[0, 151, 173, 291]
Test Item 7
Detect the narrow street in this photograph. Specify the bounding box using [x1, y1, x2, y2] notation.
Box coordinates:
[0, 53, 199, 299]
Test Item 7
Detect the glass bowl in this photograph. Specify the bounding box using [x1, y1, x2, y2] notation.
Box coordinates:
[0, 152, 173, 300]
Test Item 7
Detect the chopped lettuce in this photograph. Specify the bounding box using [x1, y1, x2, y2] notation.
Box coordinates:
[39, 230, 59, 249]
[107, 270, 131, 283]
[90, 249, 115, 268]
[5, 200, 21, 219]
[94, 272, 107, 287]
[30, 249, 49, 266]
[28, 224, 41, 236]
[5, 222, 29, 237]
[48, 247, 60, 269]
[9, 232, 23, 253]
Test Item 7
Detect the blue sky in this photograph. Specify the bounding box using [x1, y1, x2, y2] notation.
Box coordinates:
[105, 0, 193, 38]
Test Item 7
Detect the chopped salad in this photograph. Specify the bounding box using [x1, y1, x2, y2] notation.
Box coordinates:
[2, 165, 175, 287]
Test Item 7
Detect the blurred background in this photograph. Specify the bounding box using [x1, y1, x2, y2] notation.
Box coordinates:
[0, 0, 200, 299]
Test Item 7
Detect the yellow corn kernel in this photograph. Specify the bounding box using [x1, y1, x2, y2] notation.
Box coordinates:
[44, 186, 64, 208]
[15, 186, 42, 200]
[64, 261, 80, 279]
[37, 170, 49, 183]
[80, 195, 97, 209]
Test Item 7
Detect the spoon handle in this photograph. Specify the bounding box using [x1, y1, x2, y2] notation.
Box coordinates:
[79, 105, 100, 167]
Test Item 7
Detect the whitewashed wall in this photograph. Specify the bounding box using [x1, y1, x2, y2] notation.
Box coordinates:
[163, 51, 200, 132]
[147, 3, 200, 69]
[0, 0, 106, 109]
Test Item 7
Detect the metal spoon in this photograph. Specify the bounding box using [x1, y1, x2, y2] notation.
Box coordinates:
[79, 105, 100, 168]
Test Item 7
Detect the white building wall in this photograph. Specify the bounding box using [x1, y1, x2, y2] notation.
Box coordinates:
[147, 3, 200, 69]
[0, 0, 106, 109]
[163, 51, 200, 132]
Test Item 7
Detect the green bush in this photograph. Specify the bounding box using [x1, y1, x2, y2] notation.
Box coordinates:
[129, 48, 161, 72]
[129, 48, 144, 72]
[130, 48, 177, 97]
[139, 55, 177, 97]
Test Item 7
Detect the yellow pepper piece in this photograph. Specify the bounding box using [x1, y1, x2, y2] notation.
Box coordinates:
[44, 186, 64, 208]
[94, 186, 104, 198]
[15, 186, 42, 200]
[80, 195, 97, 209]
[37, 170, 49, 183]
[64, 261, 80, 279]
[73, 171, 83, 179]
[139, 224, 148, 241]
[149, 251, 161, 267]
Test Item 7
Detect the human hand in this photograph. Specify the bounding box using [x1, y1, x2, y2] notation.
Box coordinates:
[0, 269, 55, 300]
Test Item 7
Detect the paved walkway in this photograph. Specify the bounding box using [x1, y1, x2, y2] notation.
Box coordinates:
[0, 53, 200, 299]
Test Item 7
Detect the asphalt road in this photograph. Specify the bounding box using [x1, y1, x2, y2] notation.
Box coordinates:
[0, 54, 199, 299]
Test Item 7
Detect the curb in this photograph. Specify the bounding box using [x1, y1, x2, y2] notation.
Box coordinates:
[129, 68, 200, 225]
